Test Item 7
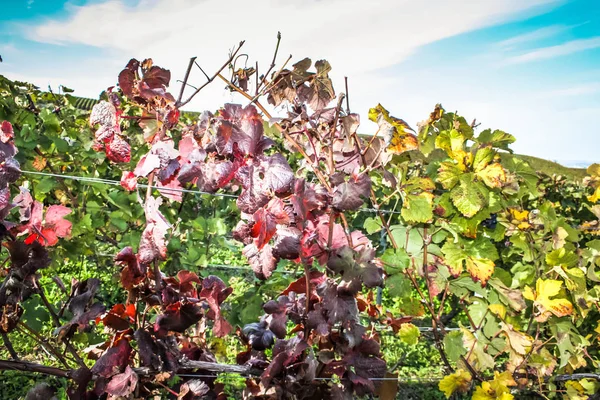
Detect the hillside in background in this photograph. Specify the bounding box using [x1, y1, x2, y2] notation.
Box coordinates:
[501, 153, 588, 181]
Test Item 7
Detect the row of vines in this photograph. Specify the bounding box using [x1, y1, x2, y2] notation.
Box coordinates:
[1, 38, 600, 399]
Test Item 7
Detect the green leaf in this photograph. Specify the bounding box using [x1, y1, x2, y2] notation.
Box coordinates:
[437, 161, 463, 189]
[386, 273, 411, 298]
[401, 192, 433, 224]
[363, 217, 382, 234]
[450, 175, 488, 218]
[398, 323, 420, 345]
[109, 211, 128, 231]
[443, 331, 467, 363]
[381, 247, 410, 274]
[472, 146, 494, 172]
[476, 129, 515, 152]
[53, 136, 70, 152]
[39, 109, 61, 133]
[72, 214, 92, 237]
[21, 297, 51, 332]
[390, 225, 424, 256]
[36, 177, 57, 194]
[442, 237, 498, 284]
[546, 248, 578, 267]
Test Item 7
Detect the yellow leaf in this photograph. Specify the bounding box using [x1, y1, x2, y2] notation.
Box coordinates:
[32, 156, 47, 171]
[523, 286, 535, 301]
[368, 104, 418, 155]
[473, 381, 495, 400]
[488, 304, 506, 319]
[492, 371, 517, 390]
[438, 369, 472, 398]
[509, 209, 529, 222]
[465, 258, 495, 286]
[476, 163, 507, 188]
[500, 323, 532, 356]
[587, 163, 600, 177]
[552, 227, 569, 249]
[525, 278, 573, 322]
[589, 186, 600, 203]
[473, 371, 516, 400]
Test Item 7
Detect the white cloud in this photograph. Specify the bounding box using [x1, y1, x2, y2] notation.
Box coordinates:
[541, 83, 600, 97]
[29, 0, 560, 70]
[504, 37, 600, 64]
[497, 25, 569, 49]
[23, 0, 560, 110]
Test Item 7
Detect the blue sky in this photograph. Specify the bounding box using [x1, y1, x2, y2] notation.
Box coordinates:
[0, 0, 598, 165]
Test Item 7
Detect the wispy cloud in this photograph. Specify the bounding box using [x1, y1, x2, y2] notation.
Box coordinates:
[542, 82, 600, 97]
[504, 37, 600, 64]
[497, 25, 569, 48]
[25, 0, 560, 76]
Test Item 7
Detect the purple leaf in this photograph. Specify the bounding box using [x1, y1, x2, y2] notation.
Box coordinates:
[332, 173, 371, 211]
[106, 366, 138, 397]
[91, 338, 132, 378]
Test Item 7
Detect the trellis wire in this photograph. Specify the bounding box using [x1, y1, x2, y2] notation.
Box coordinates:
[174, 373, 441, 382]
[20, 170, 402, 214]
[22, 170, 238, 199]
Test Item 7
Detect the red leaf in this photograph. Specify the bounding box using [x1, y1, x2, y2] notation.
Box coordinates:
[154, 301, 203, 335]
[97, 303, 136, 331]
[251, 198, 290, 250]
[106, 134, 131, 163]
[17, 203, 72, 247]
[217, 104, 273, 156]
[272, 227, 301, 260]
[45, 205, 72, 238]
[138, 197, 170, 264]
[332, 173, 371, 211]
[120, 171, 137, 191]
[115, 247, 147, 289]
[243, 243, 277, 280]
[176, 270, 201, 296]
[157, 178, 183, 202]
[91, 338, 132, 378]
[281, 271, 325, 297]
[199, 276, 233, 337]
[0, 121, 14, 143]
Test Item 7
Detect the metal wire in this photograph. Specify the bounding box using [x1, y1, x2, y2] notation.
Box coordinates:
[20, 169, 402, 214]
[22, 170, 238, 199]
[173, 373, 441, 382]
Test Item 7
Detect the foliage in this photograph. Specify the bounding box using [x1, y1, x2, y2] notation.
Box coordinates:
[0, 36, 599, 400]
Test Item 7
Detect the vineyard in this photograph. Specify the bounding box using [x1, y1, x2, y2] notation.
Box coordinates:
[0, 41, 599, 400]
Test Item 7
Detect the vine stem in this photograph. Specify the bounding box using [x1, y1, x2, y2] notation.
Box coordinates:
[32, 277, 87, 368]
[256, 31, 282, 94]
[421, 225, 453, 372]
[0, 359, 70, 378]
[349, 129, 397, 248]
[176, 41, 245, 108]
[176, 56, 197, 104]
[303, 260, 312, 339]
[1, 332, 18, 360]
[17, 322, 70, 368]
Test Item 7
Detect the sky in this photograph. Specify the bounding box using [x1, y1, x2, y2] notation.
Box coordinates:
[0, 0, 598, 165]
